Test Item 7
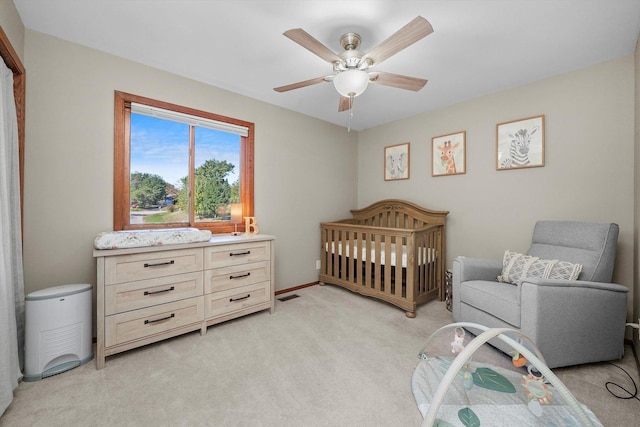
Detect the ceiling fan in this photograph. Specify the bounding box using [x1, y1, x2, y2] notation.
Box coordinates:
[274, 16, 433, 112]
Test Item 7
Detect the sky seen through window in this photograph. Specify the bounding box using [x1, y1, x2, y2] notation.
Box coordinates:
[130, 113, 241, 188]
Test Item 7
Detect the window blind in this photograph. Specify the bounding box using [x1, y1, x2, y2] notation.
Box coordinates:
[131, 102, 249, 137]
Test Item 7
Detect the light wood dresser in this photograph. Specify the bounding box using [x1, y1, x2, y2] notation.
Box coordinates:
[93, 234, 275, 369]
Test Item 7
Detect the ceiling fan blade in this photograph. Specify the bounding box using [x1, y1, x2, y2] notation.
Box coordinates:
[338, 96, 351, 112]
[284, 28, 342, 64]
[362, 16, 433, 66]
[369, 72, 428, 91]
[273, 76, 330, 92]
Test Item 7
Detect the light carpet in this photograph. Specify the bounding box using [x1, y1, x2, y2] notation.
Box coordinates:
[1, 285, 638, 426]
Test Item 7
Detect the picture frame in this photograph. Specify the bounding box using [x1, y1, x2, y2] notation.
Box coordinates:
[384, 143, 410, 181]
[432, 131, 466, 176]
[496, 115, 545, 170]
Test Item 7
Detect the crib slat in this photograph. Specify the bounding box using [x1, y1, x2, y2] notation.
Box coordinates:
[431, 229, 437, 293]
[327, 228, 334, 277]
[428, 228, 434, 294]
[432, 232, 437, 293]
[392, 235, 400, 297]
[421, 231, 428, 294]
[364, 232, 372, 289]
[359, 231, 366, 287]
[421, 232, 428, 294]
[429, 230, 435, 293]
[395, 237, 413, 298]
[437, 226, 444, 299]
[320, 227, 327, 276]
[351, 230, 358, 286]
[374, 236, 382, 292]
[340, 230, 345, 280]
[383, 237, 391, 294]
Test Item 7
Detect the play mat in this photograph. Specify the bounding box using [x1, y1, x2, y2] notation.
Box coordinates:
[412, 323, 603, 426]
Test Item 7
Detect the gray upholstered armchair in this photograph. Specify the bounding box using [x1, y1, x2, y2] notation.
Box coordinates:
[452, 220, 629, 368]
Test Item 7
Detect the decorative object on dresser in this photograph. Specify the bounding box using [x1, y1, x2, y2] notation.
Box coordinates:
[244, 216, 259, 235]
[319, 199, 448, 318]
[94, 232, 275, 369]
[230, 203, 243, 236]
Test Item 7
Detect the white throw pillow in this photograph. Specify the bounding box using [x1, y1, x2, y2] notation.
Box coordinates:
[497, 250, 583, 285]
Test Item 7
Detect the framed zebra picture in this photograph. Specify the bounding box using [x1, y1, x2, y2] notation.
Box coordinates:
[496, 115, 545, 170]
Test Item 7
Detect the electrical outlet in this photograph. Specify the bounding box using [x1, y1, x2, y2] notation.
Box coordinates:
[316, 260, 321, 270]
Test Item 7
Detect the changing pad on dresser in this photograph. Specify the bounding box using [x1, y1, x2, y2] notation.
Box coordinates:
[94, 228, 212, 249]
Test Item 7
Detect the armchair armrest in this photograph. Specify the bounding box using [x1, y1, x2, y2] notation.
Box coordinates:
[452, 256, 502, 283]
[452, 257, 502, 321]
[521, 277, 629, 293]
[519, 278, 629, 368]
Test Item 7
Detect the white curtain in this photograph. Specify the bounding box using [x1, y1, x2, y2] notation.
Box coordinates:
[0, 58, 25, 416]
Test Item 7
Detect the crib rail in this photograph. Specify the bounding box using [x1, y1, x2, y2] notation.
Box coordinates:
[319, 221, 445, 316]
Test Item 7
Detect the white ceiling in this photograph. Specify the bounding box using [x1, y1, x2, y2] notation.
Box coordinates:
[13, 0, 640, 131]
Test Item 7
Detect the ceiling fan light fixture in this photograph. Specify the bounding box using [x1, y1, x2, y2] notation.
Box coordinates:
[333, 69, 369, 97]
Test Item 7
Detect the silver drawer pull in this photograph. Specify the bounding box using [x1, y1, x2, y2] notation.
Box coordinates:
[144, 260, 175, 268]
[229, 251, 250, 257]
[144, 286, 175, 296]
[144, 313, 175, 324]
[229, 272, 251, 280]
[229, 294, 250, 302]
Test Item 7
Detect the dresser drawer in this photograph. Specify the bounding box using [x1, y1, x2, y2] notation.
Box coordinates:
[105, 297, 204, 347]
[204, 241, 270, 269]
[204, 282, 270, 319]
[204, 261, 269, 293]
[105, 248, 203, 285]
[105, 272, 204, 315]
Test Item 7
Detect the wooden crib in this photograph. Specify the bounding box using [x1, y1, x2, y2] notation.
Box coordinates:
[319, 199, 448, 317]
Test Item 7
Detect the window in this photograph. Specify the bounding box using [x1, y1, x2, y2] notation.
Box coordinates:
[114, 91, 254, 233]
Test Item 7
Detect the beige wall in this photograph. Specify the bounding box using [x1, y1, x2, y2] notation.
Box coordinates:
[17, 23, 640, 328]
[21, 30, 358, 297]
[0, 0, 24, 61]
[358, 56, 636, 321]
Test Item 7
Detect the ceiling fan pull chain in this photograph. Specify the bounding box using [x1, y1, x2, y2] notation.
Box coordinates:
[348, 95, 354, 132]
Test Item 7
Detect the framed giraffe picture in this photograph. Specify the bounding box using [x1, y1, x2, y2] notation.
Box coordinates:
[432, 131, 466, 177]
[384, 142, 410, 180]
[496, 115, 545, 170]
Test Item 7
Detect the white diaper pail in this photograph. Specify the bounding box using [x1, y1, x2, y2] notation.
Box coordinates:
[24, 284, 93, 381]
